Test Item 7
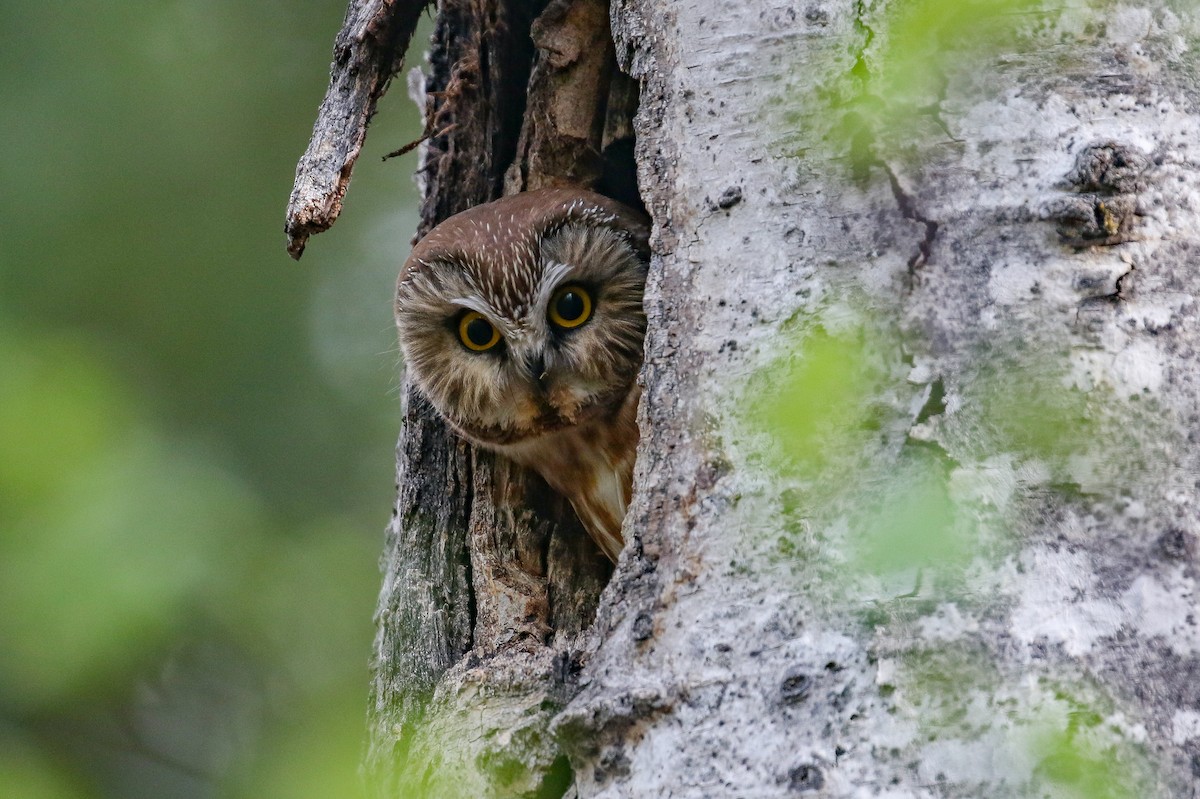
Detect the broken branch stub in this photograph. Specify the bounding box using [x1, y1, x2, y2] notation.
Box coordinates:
[284, 0, 429, 260]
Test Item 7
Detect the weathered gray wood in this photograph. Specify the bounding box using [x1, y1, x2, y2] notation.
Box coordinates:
[359, 0, 622, 795]
[504, 0, 617, 195]
[285, 0, 429, 259]
[364, 392, 473, 784]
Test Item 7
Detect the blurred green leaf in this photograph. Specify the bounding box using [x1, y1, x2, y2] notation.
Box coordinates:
[895, 646, 1000, 732]
[747, 323, 986, 586]
[892, 655, 1149, 796]
[1028, 724, 1141, 799]
[755, 327, 883, 480]
[804, 0, 1043, 171]
[885, 0, 1041, 96]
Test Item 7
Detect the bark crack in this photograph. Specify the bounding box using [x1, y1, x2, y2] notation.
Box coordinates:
[462, 443, 478, 638]
[879, 160, 939, 283]
[843, 4, 942, 286]
[914, 376, 947, 424]
[1076, 263, 1135, 318]
[842, 6, 939, 284]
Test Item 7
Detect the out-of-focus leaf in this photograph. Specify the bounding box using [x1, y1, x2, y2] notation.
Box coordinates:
[1028, 723, 1142, 799]
[755, 327, 883, 480]
[885, 0, 1041, 101]
[801, 0, 1043, 171]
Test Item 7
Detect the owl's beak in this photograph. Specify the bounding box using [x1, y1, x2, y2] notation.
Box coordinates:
[527, 353, 549, 388]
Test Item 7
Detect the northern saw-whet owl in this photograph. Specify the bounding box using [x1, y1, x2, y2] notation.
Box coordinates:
[395, 188, 650, 562]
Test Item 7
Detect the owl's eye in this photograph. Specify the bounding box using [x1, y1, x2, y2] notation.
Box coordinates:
[548, 285, 593, 330]
[458, 311, 501, 352]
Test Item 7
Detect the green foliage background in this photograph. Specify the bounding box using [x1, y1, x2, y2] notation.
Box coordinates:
[0, 2, 425, 795]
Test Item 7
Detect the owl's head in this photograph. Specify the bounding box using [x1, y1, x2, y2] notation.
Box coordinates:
[395, 189, 650, 448]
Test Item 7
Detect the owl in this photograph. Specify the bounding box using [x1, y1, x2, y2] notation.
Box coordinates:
[395, 188, 651, 562]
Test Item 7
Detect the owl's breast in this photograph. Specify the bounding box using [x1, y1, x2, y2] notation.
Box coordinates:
[495, 386, 640, 562]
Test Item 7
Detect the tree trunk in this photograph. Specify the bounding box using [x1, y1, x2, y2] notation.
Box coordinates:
[290, 0, 1200, 796]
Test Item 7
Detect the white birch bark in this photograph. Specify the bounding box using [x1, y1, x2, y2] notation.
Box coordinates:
[555, 1, 1200, 797]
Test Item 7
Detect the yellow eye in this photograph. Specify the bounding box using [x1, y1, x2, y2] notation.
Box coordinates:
[458, 311, 501, 351]
[548, 285, 593, 329]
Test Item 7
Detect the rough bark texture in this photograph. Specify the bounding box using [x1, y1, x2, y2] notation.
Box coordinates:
[502, 0, 640, 208]
[557, 0, 1200, 796]
[288, 0, 1200, 796]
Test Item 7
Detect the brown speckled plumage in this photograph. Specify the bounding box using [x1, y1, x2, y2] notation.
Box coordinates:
[395, 188, 650, 561]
